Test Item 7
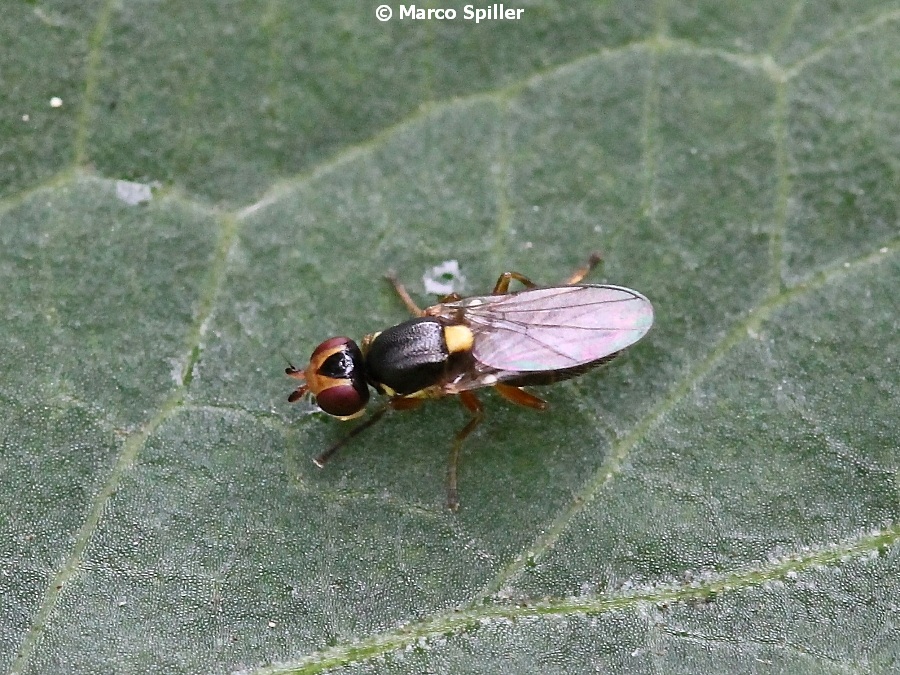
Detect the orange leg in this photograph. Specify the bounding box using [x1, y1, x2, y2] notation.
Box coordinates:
[494, 383, 547, 410]
[385, 272, 425, 316]
[562, 252, 602, 285]
[390, 253, 602, 311]
[447, 391, 484, 511]
[389, 396, 425, 412]
[492, 271, 537, 295]
[492, 253, 603, 295]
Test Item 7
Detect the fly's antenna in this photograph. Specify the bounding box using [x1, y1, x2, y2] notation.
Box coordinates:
[282, 351, 305, 379]
[283, 351, 308, 402]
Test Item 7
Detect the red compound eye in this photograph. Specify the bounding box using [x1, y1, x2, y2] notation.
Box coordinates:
[316, 383, 368, 418]
[300, 337, 369, 418]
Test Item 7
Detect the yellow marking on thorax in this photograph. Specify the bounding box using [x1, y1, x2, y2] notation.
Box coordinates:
[443, 324, 474, 354]
[378, 382, 398, 397]
[360, 331, 381, 355]
[407, 385, 449, 400]
[379, 385, 445, 400]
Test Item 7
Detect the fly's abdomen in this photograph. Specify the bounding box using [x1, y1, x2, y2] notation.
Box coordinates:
[364, 317, 451, 395]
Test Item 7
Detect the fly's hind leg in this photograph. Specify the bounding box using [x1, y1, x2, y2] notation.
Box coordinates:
[447, 391, 484, 511]
[492, 252, 602, 294]
[492, 271, 538, 295]
[563, 252, 603, 285]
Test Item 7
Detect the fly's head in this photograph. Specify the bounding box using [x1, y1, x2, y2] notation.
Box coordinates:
[286, 336, 370, 419]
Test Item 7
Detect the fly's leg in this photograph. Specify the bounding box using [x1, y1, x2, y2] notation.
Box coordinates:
[390, 396, 425, 411]
[393, 253, 602, 308]
[388, 272, 464, 317]
[492, 271, 538, 295]
[312, 403, 390, 467]
[563, 252, 602, 285]
[491, 253, 602, 294]
[494, 383, 547, 410]
[312, 396, 423, 467]
[447, 391, 484, 511]
[385, 272, 425, 316]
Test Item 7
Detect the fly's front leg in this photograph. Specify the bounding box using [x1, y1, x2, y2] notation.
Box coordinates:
[312, 404, 389, 467]
[447, 391, 484, 511]
[312, 396, 424, 467]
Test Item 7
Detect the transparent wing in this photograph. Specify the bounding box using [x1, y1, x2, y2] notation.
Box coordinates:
[446, 285, 653, 373]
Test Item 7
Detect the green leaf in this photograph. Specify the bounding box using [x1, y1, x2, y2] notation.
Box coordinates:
[2, 2, 899, 674]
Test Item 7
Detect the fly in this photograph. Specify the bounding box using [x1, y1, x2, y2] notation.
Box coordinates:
[286, 254, 653, 510]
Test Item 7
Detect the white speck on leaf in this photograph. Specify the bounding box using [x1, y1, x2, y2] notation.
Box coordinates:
[423, 260, 465, 295]
[116, 180, 153, 205]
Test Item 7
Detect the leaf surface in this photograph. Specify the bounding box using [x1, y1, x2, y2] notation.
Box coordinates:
[2, 2, 898, 673]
